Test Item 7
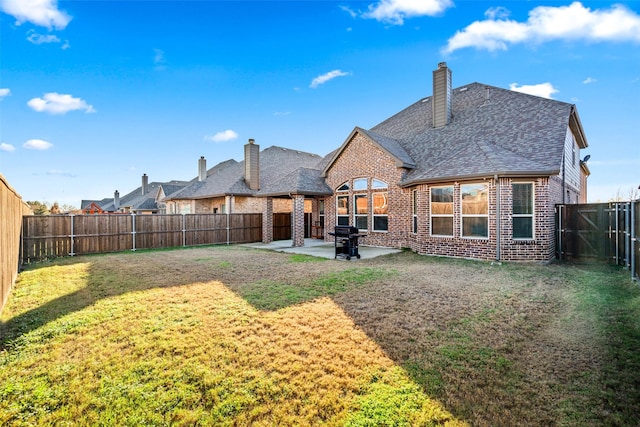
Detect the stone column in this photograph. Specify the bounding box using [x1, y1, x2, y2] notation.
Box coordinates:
[292, 194, 305, 247]
[262, 197, 273, 243]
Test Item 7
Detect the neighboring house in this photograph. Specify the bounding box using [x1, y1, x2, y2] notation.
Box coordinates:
[84, 175, 189, 214]
[84, 63, 590, 261]
[320, 62, 589, 261]
[163, 141, 331, 217]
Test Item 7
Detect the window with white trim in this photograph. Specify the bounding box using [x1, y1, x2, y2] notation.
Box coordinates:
[354, 194, 368, 230]
[336, 182, 349, 226]
[512, 183, 534, 239]
[430, 186, 453, 236]
[373, 192, 388, 231]
[372, 179, 387, 189]
[461, 183, 488, 238]
[336, 195, 349, 226]
[318, 199, 325, 228]
[353, 178, 367, 191]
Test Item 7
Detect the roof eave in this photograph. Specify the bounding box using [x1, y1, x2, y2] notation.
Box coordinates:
[258, 189, 334, 198]
[399, 169, 561, 187]
[322, 127, 415, 177]
[569, 105, 589, 149]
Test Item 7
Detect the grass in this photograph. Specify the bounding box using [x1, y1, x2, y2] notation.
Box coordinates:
[1, 246, 639, 426]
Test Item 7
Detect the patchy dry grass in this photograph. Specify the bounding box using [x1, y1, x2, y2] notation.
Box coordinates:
[1, 246, 638, 426]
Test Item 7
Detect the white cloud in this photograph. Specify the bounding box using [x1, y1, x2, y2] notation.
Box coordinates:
[484, 7, 510, 21]
[1, 0, 71, 30]
[274, 111, 291, 116]
[339, 5, 358, 19]
[362, 0, 453, 25]
[27, 30, 60, 44]
[509, 82, 559, 99]
[0, 88, 10, 100]
[583, 77, 597, 84]
[206, 130, 239, 143]
[23, 139, 53, 150]
[27, 92, 96, 114]
[0, 143, 16, 152]
[26, 30, 60, 45]
[444, 1, 640, 53]
[310, 70, 351, 88]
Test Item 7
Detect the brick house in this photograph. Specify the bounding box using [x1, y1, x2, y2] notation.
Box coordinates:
[85, 62, 589, 261]
[162, 141, 332, 245]
[318, 62, 589, 261]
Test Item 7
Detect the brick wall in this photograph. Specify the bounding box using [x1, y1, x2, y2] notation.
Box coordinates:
[324, 133, 410, 248]
[325, 130, 563, 262]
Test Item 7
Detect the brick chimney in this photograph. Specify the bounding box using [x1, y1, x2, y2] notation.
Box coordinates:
[432, 62, 452, 128]
[142, 173, 149, 195]
[114, 190, 120, 210]
[244, 139, 260, 190]
[198, 156, 207, 181]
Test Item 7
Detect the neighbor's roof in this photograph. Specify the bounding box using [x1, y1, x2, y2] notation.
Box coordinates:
[325, 82, 588, 186]
[168, 146, 326, 200]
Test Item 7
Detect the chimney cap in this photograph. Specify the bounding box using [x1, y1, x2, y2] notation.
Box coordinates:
[438, 62, 447, 68]
[200, 155, 204, 159]
[248, 138, 255, 144]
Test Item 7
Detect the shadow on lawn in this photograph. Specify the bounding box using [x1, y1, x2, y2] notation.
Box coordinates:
[0, 254, 198, 349]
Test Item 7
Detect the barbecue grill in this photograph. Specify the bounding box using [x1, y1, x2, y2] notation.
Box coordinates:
[328, 226, 365, 260]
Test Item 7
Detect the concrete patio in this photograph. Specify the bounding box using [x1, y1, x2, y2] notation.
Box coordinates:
[242, 238, 401, 260]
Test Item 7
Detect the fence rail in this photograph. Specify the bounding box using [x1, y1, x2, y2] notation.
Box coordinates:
[22, 213, 262, 264]
[1, 174, 32, 315]
[557, 201, 639, 281]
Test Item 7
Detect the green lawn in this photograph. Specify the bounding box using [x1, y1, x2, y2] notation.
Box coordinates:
[1, 246, 638, 426]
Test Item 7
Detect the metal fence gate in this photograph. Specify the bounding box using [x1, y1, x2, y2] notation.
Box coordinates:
[557, 201, 638, 281]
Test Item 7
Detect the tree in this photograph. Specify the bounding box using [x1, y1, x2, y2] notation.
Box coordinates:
[27, 201, 49, 215]
[610, 186, 640, 202]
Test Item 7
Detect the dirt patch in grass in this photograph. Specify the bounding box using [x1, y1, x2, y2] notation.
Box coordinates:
[2, 246, 638, 426]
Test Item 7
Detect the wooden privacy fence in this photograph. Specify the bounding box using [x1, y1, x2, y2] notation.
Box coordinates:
[1, 174, 32, 315]
[22, 213, 262, 264]
[557, 201, 639, 281]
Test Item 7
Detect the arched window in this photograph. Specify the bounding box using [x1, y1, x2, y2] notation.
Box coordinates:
[372, 179, 387, 189]
[335, 179, 389, 231]
[353, 178, 367, 191]
[336, 183, 350, 226]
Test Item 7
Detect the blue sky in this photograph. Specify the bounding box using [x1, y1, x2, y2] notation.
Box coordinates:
[1, 0, 639, 207]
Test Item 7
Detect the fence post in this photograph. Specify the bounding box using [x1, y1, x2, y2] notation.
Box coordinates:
[182, 214, 186, 247]
[557, 205, 563, 261]
[625, 202, 631, 269]
[615, 203, 619, 264]
[69, 214, 76, 256]
[131, 213, 137, 251]
[632, 199, 637, 282]
[226, 213, 230, 245]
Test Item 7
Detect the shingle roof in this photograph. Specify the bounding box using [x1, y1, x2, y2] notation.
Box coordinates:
[365, 82, 577, 185]
[168, 146, 326, 200]
[258, 167, 333, 197]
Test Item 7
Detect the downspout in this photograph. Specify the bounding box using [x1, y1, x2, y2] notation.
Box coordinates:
[562, 151, 566, 204]
[495, 175, 501, 262]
